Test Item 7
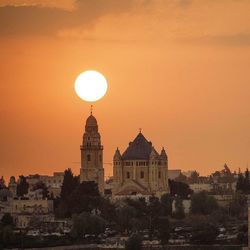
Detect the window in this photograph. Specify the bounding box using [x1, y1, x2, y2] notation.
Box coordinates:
[140, 171, 144, 179]
[99, 155, 102, 162]
[127, 172, 130, 179]
[158, 171, 161, 179]
[87, 154, 91, 161]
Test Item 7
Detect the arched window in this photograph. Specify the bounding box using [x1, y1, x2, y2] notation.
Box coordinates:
[127, 172, 130, 179]
[140, 171, 144, 179]
[87, 154, 91, 161]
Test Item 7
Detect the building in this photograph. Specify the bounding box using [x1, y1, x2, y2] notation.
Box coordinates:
[0, 189, 53, 228]
[168, 169, 182, 180]
[113, 132, 168, 198]
[26, 172, 64, 197]
[80, 113, 104, 193]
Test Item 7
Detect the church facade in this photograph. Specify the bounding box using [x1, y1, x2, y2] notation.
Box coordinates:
[113, 132, 169, 197]
[80, 113, 104, 193]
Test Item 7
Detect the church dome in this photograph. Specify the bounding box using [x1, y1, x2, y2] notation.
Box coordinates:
[86, 115, 97, 127]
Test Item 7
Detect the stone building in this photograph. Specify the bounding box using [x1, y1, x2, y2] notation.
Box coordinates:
[0, 190, 53, 228]
[26, 172, 64, 197]
[113, 132, 168, 198]
[80, 113, 104, 193]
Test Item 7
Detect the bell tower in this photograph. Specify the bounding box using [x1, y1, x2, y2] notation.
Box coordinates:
[80, 110, 104, 193]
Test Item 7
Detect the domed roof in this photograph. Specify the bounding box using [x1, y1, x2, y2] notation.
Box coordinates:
[86, 115, 98, 127]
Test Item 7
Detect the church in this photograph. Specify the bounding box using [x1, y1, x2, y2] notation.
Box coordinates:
[80, 112, 104, 193]
[113, 132, 169, 197]
[79, 112, 168, 197]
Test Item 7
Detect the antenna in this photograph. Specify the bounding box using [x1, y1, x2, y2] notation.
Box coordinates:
[90, 105, 93, 115]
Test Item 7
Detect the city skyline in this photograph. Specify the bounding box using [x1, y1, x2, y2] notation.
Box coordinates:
[1, 0, 250, 181]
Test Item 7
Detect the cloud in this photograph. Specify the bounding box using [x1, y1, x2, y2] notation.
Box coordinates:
[0, 0, 146, 36]
[177, 33, 250, 47]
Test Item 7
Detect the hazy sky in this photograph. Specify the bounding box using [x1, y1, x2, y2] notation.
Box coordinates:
[0, 0, 250, 181]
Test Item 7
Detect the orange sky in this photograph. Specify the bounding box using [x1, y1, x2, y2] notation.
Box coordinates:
[0, 0, 250, 182]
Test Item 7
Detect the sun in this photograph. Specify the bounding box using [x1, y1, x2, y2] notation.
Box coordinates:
[74, 70, 108, 102]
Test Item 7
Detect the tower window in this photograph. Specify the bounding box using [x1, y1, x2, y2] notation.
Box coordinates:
[127, 172, 130, 179]
[99, 155, 102, 162]
[140, 171, 144, 179]
[87, 154, 91, 161]
[158, 171, 161, 179]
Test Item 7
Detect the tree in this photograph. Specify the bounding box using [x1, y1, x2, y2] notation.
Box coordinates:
[189, 171, 199, 184]
[16, 175, 29, 197]
[175, 173, 188, 183]
[70, 212, 105, 239]
[60, 168, 78, 200]
[157, 216, 170, 245]
[191, 191, 218, 215]
[236, 172, 244, 191]
[1, 213, 14, 227]
[125, 233, 142, 250]
[160, 193, 173, 216]
[32, 181, 49, 198]
[68, 181, 100, 215]
[190, 221, 219, 244]
[146, 196, 161, 238]
[169, 179, 193, 199]
[28, 215, 43, 229]
[98, 197, 116, 223]
[236, 168, 250, 194]
[0, 176, 6, 189]
[172, 197, 185, 219]
[116, 205, 136, 233]
[229, 192, 247, 218]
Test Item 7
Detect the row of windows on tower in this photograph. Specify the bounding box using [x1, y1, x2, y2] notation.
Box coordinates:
[126, 171, 162, 179]
[87, 154, 102, 162]
[114, 161, 165, 166]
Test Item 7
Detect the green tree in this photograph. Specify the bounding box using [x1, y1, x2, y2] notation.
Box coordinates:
[157, 216, 170, 245]
[125, 233, 142, 250]
[60, 168, 78, 200]
[98, 197, 116, 223]
[191, 191, 218, 215]
[191, 221, 219, 244]
[16, 175, 29, 197]
[169, 180, 193, 199]
[32, 181, 49, 198]
[70, 212, 105, 239]
[1, 213, 14, 227]
[173, 197, 185, 219]
[116, 205, 136, 233]
[68, 181, 100, 215]
[160, 193, 173, 216]
[0, 176, 6, 189]
[147, 196, 161, 238]
[229, 192, 247, 218]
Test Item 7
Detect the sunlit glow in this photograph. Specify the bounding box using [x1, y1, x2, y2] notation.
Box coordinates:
[74, 70, 108, 102]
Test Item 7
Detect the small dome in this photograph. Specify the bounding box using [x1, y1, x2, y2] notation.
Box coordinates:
[86, 115, 97, 127]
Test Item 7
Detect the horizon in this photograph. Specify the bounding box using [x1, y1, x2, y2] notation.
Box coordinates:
[0, 0, 250, 182]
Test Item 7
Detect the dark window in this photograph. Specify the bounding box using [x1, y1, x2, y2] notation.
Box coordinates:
[99, 155, 102, 162]
[158, 171, 161, 178]
[127, 172, 130, 179]
[87, 154, 91, 161]
[140, 171, 144, 179]
[136, 162, 138, 166]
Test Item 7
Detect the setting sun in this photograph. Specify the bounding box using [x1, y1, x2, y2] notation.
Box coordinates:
[74, 70, 108, 102]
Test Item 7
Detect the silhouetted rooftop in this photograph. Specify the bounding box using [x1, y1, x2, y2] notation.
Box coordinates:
[122, 132, 156, 160]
